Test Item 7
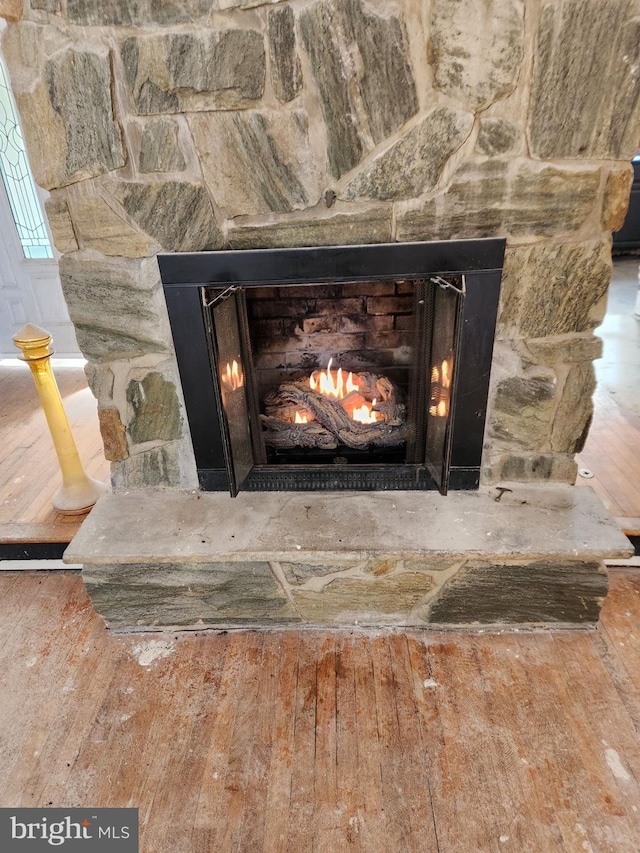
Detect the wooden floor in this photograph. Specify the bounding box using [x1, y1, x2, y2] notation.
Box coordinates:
[577, 384, 640, 534]
[0, 569, 639, 851]
[0, 361, 109, 543]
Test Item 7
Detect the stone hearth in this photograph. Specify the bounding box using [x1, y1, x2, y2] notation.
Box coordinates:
[65, 486, 631, 630]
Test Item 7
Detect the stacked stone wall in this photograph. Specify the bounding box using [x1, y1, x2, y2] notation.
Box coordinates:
[0, 0, 638, 487]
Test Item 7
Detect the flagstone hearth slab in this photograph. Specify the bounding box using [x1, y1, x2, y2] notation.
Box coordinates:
[67, 485, 631, 566]
[67, 486, 630, 630]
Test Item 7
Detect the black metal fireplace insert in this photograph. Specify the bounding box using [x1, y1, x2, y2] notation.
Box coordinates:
[159, 239, 504, 495]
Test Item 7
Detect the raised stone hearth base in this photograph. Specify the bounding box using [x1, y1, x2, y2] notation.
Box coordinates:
[65, 486, 632, 632]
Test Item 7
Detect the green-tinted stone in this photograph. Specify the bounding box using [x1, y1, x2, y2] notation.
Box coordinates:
[529, 0, 640, 160]
[139, 119, 186, 173]
[113, 181, 223, 252]
[126, 372, 182, 445]
[189, 110, 321, 217]
[111, 445, 182, 489]
[428, 559, 607, 624]
[84, 560, 299, 628]
[498, 241, 611, 337]
[475, 117, 519, 155]
[44, 48, 125, 186]
[268, 6, 302, 104]
[551, 363, 596, 454]
[396, 160, 600, 242]
[299, 0, 418, 178]
[59, 255, 172, 362]
[67, 0, 210, 25]
[344, 107, 473, 201]
[227, 205, 392, 249]
[121, 30, 265, 115]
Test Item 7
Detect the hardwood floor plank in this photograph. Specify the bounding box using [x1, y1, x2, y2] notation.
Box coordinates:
[193, 631, 263, 844]
[469, 635, 565, 851]
[285, 633, 318, 853]
[599, 573, 640, 710]
[506, 633, 632, 851]
[312, 634, 340, 853]
[427, 637, 508, 852]
[552, 632, 640, 836]
[352, 633, 387, 851]
[387, 633, 440, 852]
[332, 635, 364, 852]
[261, 631, 301, 853]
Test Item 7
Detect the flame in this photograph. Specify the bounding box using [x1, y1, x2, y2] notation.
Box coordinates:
[309, 357, 358, 399]
[307, 359, 383, 424]
[221, 359, 243, 390]
[295, 411, 309, 424]
[430, 357, 452, 417]
[352, 397, 379, 424]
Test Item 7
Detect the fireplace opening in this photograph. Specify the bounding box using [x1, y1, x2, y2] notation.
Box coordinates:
[160, 239, 505, 496]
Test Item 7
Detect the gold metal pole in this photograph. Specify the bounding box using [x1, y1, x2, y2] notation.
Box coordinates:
[13, 323, 108, 515]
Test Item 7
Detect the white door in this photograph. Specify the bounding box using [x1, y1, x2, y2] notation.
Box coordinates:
[0, 181, 79, 356]
[0, 50, 79, 357]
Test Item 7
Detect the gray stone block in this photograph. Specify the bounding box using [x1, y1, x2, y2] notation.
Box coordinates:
[499, 241, 611, 337]
[190, 110, 322, 217]
[44, 195, 78, 253]
[428, 560, 608, 625]
[84, 561, 299, 628]
[430, 0, 524, 109]
[66, 0, 210, 25]
[396, 159, 601, 242]
[551, 362, 596, 454]
[59, 255, 172, 362]
[529, 0, 640, 160]
[227, 206, 392, 249]
[112, 181, 223, 252]
[299, 0, 418, 178]
[121, 30, 265, 115]
[268, 6, 302, 104]
[139, 119, 186, 173]
[110, 445, 182, 489]
[475, 117, 519, 156]
[344, 107, 474, 201]
[44, 48, 125, 188]
[126, 372, 183, 445]
[488, 453, 578, 484]
[72, 194, 157, 258]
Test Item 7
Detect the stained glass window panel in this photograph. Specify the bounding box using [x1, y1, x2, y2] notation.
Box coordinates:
[0, 56, 53, 260]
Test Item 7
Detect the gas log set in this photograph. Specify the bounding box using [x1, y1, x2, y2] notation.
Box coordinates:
[260, 358, 406, 450]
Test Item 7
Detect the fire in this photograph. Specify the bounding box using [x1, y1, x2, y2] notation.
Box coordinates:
[309, 357, 359, 399]
[295, 411, 309, 423]
[352, 398, 378, 424]
[429, 357, 452, 418]
[308, 358, 380, 424]
[221, 359, 243, 390]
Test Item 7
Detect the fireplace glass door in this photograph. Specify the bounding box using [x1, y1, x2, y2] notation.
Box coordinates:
[204, 275, 464, 496]
[160, 238, 505, 496]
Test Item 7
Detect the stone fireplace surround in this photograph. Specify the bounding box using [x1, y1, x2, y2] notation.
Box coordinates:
[1, 0, 637, 627]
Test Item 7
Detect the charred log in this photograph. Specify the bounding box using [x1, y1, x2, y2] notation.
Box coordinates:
[260, 374, 406, 450]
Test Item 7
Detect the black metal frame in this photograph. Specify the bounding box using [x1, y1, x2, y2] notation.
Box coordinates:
[160, 239, 505, 493]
